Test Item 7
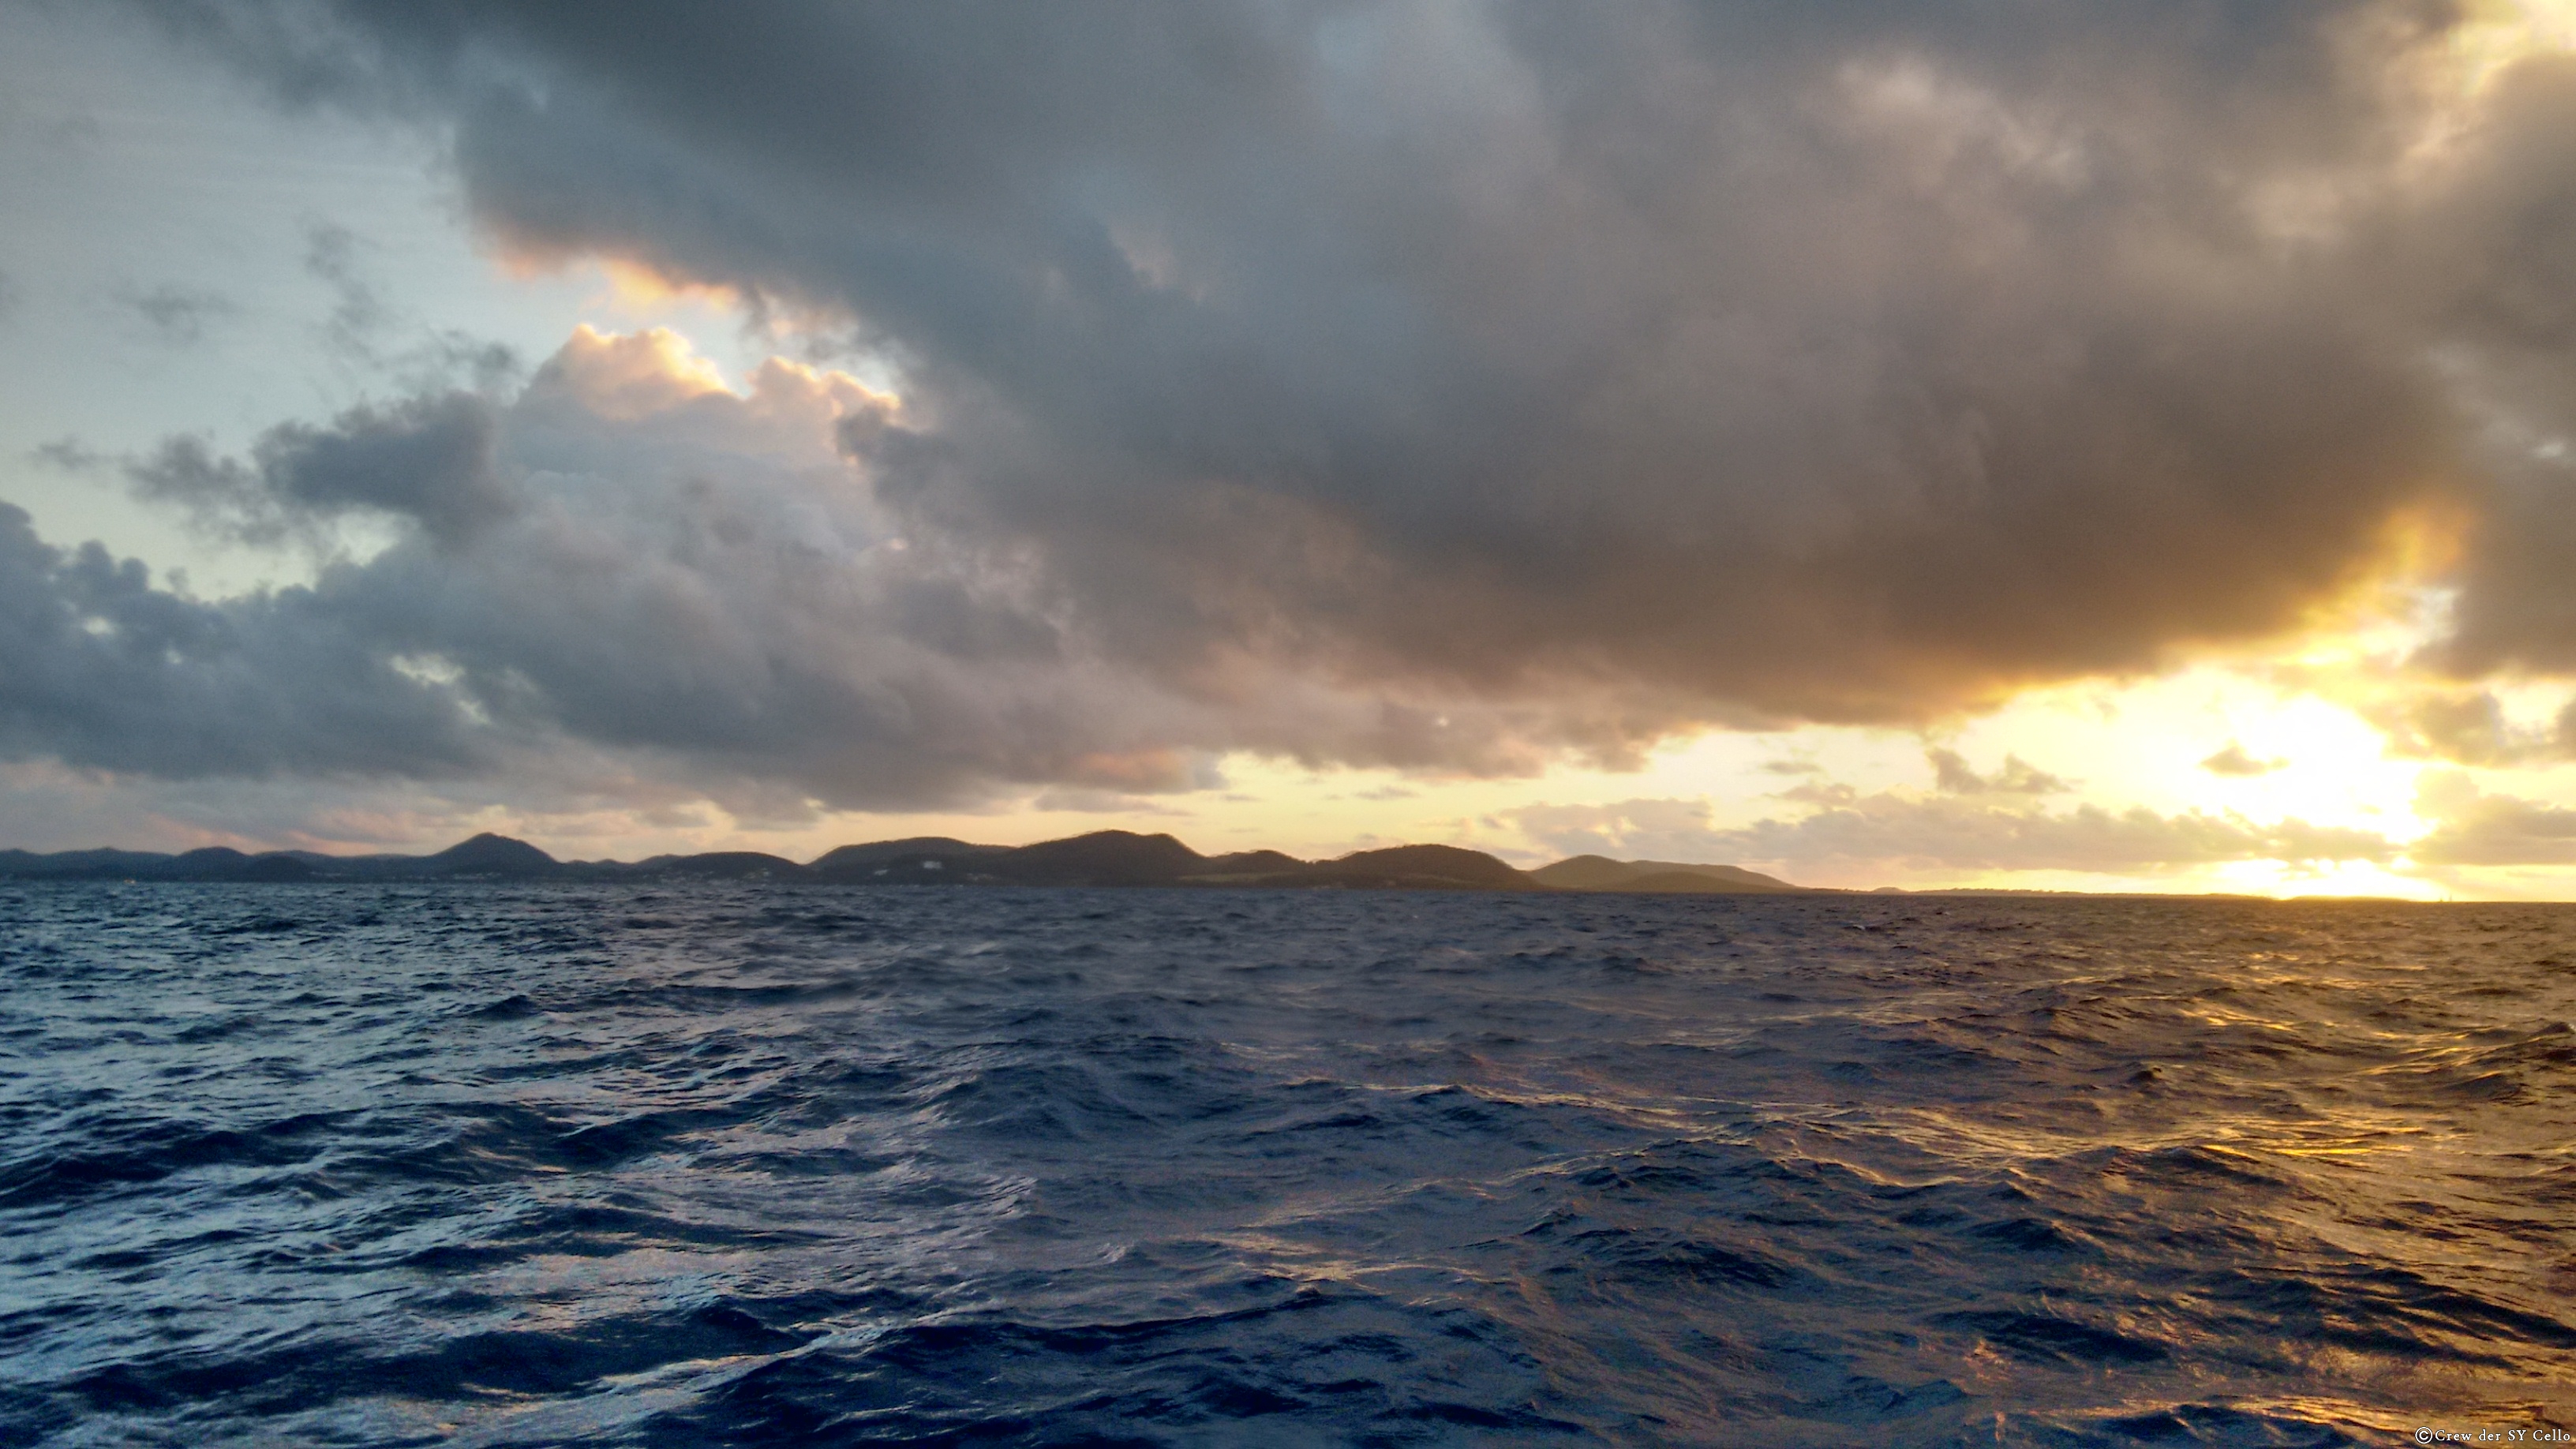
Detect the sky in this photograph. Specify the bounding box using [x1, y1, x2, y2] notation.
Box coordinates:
[4, 1, 2576, 898]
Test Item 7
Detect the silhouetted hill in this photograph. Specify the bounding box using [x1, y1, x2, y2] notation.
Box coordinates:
[634, 851, 811, 881]
[0, 848, 174, 878]
[1613, 870, 1780, 893]
[1191, 849, 1309, 882]
[0, 844, 332, 881]
[238, 854, 318, 881]
[809, 837, 1005, 878]
[424, 833, 560, 877]
[1528, 855, 1650, 889]
[1310, 844, 1539, 890]
[0, 830, 1821, 894]
[1530, 855, 1803, 893]
[990, 831, 1206, 886]
[1628, 859, 1799, 890]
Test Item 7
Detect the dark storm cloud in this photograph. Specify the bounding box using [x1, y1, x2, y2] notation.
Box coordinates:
[130, 392, 511, 546]
[2397, 55, 2576, 682]
[28, 0, 2576, 809]
[0, 502, 479, 777]
[2, 328, 1574, 805]
[125, 0, 2556, 739]
[133, 391, 515, 544]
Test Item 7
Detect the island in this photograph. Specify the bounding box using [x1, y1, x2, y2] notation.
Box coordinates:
[0, 830, 1809, 893]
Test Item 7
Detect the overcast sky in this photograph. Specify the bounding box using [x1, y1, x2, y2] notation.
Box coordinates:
[6, 0, 2576, 897]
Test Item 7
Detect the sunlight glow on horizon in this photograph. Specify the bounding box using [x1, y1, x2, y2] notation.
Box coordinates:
[45, 322, 2561, 901]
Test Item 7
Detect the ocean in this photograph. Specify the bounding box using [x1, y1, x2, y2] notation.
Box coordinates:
[2, 884, 2571, 1446]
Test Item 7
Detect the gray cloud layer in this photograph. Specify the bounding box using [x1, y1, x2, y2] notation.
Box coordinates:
[9, 328, 1576, 805]
[0, 501, 478, 777]
[132, 392, 510, 546]
[11, 1, 2576, 810]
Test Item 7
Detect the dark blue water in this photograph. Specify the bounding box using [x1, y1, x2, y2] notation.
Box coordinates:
[4, 886, 2573, 1446]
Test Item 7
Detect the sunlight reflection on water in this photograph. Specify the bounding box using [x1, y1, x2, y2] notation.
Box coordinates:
[2, 884, 2573, 1444]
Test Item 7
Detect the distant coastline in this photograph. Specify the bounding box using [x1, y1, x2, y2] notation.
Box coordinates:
[0, 831, 2364, 898]
[0, 829, 1820, 894]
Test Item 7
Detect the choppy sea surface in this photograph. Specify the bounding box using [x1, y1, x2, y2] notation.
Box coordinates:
[5, 886, 2575, 1447]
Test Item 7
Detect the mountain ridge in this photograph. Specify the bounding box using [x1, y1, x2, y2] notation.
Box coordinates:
[1528, 855, 1801, 893]
[0, 831, 1811, 894]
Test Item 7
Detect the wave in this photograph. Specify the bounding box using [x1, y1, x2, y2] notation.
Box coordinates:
[2, 886, 2572, 1443]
